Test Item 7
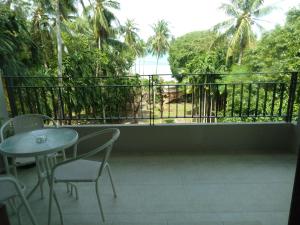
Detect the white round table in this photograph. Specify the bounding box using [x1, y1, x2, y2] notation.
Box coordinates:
[0, 128, 78, 199]
[0, 128, 78, 158]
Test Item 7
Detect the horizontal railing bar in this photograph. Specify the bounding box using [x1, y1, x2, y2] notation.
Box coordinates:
[1, 71, 298, 79]
[54, 114, 287, 121]
[7, 81, 288, 88]
[7, 85, 150, 88]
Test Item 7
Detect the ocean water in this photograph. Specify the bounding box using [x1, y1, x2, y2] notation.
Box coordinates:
[132, 54, 174, 81]
[133, 54, 171, 74]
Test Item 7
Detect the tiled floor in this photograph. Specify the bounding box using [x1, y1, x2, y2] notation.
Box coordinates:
[8, 153, 297, 225]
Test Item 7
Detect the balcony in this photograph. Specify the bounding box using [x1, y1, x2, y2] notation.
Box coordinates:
[8, 151, 297, 225]
[0, 72, 299, 225]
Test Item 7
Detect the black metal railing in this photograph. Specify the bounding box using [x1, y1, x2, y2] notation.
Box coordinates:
[1, 72, 299, 125]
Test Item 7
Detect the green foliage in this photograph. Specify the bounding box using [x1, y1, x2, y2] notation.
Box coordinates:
[244, 7, 300, 72]
[168, 31, 227, 81]
[214, 0, 274, 65]
[148, 20, 172, 74]
[0, 3, 30, 76]
[1, 0, 299, 125]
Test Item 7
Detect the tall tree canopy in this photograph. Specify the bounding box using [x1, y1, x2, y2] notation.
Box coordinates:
[148, 20, 172, 74]
[86, 0, 120, 49]
[0, 3, 30, 76]
[168, 31, 227, 81]
[214, 0, 274, 65]
[244, 7, 300, 72]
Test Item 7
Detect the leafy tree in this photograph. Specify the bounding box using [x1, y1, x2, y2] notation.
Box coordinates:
[121, 19, 146, 73]
[214, 0, 274, 65]
[30, 0, 55, 70]
[244, 7, 300, 72]
[0, 3, 30, 76]
[86, 0, 120, 49]
[169, 30, 227, 81]
[168, 31, 228, 122]
[148, 20, 172, 74]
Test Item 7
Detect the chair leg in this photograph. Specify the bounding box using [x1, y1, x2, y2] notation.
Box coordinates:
[17, 208, 22, 225]
[8, 197, 22, 225]
[71, 183, 79, 200]
[95, 181, 105, 222]
[106, 164, 117, 198]
[48, 182, 64, 225]
[22, 197, 38, 225]
[17, 188, 38, 225]
[48, 182, 53, 225]
[39, 179, 44, 199]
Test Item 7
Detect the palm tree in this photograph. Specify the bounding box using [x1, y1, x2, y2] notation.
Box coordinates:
[121, 19, 146, 73]
[84, 0, 120, 78]
[148, 20, 171, 74]
[214, 0, 274, 65]
[82, 0, 120, 122]
[87, 0, 120, 50]
[137, 39, 147, 74]
[123, 19, 139, 47]
[54, 0, 77, 79]
[53, 0, 77, 122]
[30, 1, 55, 69]
[148, 20, 171, 118]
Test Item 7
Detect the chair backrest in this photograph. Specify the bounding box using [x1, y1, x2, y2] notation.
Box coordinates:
[0, 175, 21, 202]
[0, 114, 57, 142]
[74, 128, 120, 179]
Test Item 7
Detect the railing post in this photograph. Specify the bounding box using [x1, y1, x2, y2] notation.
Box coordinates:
[0, 72, 8, 121]
[286, 72, 298, 122]
[288, 145, 300, 225]
[152, 75, 155, 125]
[0, 72, 17, 117]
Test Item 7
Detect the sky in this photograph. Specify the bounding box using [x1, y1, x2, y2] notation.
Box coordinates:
[114, 0, 300, 40]
[110, 0, 299, 75]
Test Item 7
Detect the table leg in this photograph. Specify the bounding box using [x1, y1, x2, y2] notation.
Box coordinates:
[3, 156, 10, 174]
[26, 157, 45, 200]
[3, 156, 18, 178]
[11, 158, 17, 178]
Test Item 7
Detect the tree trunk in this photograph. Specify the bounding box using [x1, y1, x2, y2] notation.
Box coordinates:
[155, 55, 159, 75]
[97, 37, 106, 123]
[5, 0, 12, 7]
[238, 48, 244, 65]
[56, 0, 63, 124]
[96, 37, 101, 77]
[143, 57, 145, 75]
[80, 0, 86, 12]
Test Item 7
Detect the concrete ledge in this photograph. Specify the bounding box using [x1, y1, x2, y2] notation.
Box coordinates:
[67, 123, 298, 154]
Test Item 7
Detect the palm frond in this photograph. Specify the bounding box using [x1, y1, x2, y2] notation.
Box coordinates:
[213, 18, 235, 32]
[220, 3, 239, 17]
[253, 5, 276, 18]
[103, 0, 120, 10]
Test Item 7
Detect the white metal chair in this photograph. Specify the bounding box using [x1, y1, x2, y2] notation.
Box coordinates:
[0, 114, 75, 199]
[48, 128, 120, 225]
[0, 175, 39, 225]
[0, 114, 57, 140]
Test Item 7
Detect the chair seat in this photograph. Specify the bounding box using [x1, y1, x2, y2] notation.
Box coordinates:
[54, 159, 103, 182]
[0, 180, 17, 202]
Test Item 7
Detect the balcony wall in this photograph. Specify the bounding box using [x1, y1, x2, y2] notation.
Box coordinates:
[69, 122, 299, 154]
[0, 122, 298, 172]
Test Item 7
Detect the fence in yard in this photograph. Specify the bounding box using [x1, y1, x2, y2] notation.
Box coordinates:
[1, 72, 299, 125]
